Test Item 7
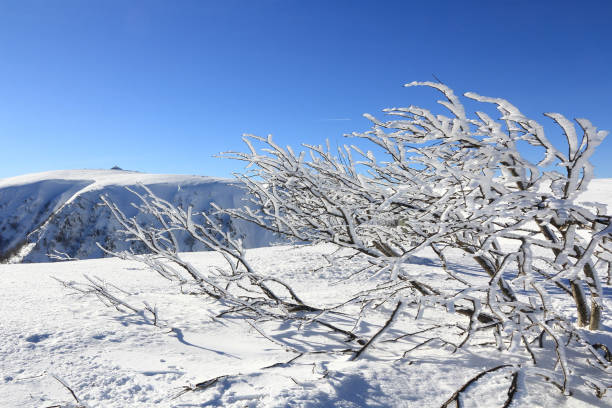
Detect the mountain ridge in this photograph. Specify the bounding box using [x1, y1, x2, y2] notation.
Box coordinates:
[0, 169, 276, 263]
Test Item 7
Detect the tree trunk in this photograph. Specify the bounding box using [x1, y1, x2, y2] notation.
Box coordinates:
[570, 279, 590, 327]
[589, 299, 601, 330]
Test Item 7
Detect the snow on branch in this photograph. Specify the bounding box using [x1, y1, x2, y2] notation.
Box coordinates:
[61, 82, 611, 402]
[222, 82, 611, 395]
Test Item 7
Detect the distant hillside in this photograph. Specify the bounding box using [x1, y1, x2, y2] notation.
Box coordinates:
[0, 169, 277, 263]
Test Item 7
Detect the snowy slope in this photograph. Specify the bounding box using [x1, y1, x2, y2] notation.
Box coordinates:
[576, 178, 612, 209]
[0, 244, 610, 407]
[0, 169, 277, 263]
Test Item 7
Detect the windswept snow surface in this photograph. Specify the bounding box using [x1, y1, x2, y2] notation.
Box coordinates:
[0, 169, 277, 262]
[1, 243, 610, 407]
[576, 178, 612, 208]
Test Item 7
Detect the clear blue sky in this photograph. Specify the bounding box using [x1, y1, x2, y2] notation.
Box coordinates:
[1, 0, 611, 179]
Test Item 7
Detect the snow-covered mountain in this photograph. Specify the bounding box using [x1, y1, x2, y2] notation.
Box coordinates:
[0, 169, 277, 263]
[2, 170, 611, 264]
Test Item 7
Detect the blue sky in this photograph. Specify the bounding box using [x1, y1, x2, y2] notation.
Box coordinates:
[1, 0, 611, 179]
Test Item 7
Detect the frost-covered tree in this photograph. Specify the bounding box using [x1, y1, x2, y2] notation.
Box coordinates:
[62, 82, 611, 400]
[227, 82, 610, 329]
[223, 82, 611, 393]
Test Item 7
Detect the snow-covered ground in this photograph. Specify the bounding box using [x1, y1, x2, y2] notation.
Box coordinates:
[1, 242, 610, 407]
[1, 177, 611, 407]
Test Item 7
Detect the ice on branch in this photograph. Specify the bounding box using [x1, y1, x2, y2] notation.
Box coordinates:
[66, 82, 610, 402]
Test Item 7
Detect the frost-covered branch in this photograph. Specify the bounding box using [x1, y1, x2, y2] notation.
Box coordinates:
[222, 82, 611, 395]
[97, 185, 319, 319]
[64, 82, 611, 401]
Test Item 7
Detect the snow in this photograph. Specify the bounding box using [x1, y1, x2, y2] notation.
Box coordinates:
[0, 169, 228, 191]
[577, 178, 612, 209]
[1, 243, 609, 407]
[0, 169, 278, 263]
[0, 174, 610, 407]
